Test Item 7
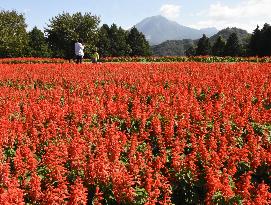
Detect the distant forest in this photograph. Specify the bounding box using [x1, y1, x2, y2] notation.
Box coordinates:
[1, 10, 271, 58]
[152, 25, 271, 57]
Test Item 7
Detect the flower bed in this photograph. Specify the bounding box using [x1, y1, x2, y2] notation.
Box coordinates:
[0, 62, 270, 204]
[0, 57, 66, 64]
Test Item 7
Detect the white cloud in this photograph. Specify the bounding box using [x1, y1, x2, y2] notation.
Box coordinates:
[193, 0, 271, 32]
[160, 4, 181, 20]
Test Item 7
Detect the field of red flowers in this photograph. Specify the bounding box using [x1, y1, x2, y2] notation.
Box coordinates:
[0, 62, 270, 204]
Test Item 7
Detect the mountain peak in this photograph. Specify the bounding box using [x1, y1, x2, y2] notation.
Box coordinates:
[135, 16, 218, 45]
[142, 15, 172, 21]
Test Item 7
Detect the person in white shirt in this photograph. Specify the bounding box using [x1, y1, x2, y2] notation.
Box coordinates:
[74, 39, 84, 64]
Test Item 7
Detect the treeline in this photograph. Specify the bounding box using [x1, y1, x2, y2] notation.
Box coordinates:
[185, 33, 244, 57]
[0, 10, 150, 59]
[186, 24, 271, 57]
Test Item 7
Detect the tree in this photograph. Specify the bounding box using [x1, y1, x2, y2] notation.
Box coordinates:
[249, 25, 261, 56]
[98, 24, 151, 57]
[45, 12, 100, 59]
[27, 27, 52, 57]
[127, 27, 150, 56]
[185, 47, 196, 57]
[248, 24, 271, 57]
[97, 24, 111, 57]
[224, 33, 241, 56]
[259, 23, 271, 56]
[108, 24, 131, 56]
[212, 36, 226, 57]
[195, 34, 211, 56]
[0, 10, 28, 57]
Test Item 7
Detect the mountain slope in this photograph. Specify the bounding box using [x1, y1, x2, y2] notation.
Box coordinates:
[152, 39, 195, 56]
[135, 15, 218, 45]
[209, 27, 251, 45]
[151, 27, 251, 56]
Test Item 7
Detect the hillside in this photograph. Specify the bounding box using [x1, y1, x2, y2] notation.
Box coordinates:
[209, 27, 251, 45]
[152, 39, 195, 56]
[151, 27, 251, 56]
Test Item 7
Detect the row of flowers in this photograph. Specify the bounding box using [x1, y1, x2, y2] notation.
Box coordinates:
[0, 62, 270, 204]
[0, 57, 67, 64]
[100, 56, 271, 63]
[1, 56, 271, 64]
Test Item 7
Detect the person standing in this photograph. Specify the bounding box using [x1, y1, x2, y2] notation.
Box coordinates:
[74, 39, 84, 64]
[92, 48, 100, 63]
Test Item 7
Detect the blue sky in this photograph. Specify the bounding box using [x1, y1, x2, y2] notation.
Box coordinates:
[1, 0, 270, 32]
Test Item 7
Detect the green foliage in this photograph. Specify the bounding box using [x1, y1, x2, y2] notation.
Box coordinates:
[196, 34, 211, 56]
[224, 33, 241, 57]
[249, 23, 271, 57]
[27, 26, 52, 57]
[97, 24, 111, 57]
[100, 56, 271, 63]
[97, 23, 132, 57]
[108, 24, 131, 56]
[212, 191, 243, 205]
[185, 46, 196, 57]
[249, 25, 261, 56]
[152, 27, 251, 57]
[98, 24, 152, 57]
[134, 187, 148, 205]
[260, 24, 271, 56]
[127, 27, 150, 56]
[153, 39, 195, 56]
[172, 169, 206, 204]
[45, 12, 100, 59]
[212, 36, 226, 57]
[0, 10, 28, 57]
[209, 27, 250, 46]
